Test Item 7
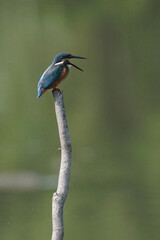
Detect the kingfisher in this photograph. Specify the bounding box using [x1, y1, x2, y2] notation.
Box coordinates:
[37, 52, 86, 98]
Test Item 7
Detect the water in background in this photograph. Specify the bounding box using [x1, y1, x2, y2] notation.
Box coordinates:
[0, 0, 160, 239]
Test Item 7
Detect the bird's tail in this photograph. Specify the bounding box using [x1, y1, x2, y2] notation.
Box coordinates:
[37, 88, 42, 98]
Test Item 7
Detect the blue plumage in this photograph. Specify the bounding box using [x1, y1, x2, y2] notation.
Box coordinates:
[37, 52, 86, 98]
[53, 53, 72, 64]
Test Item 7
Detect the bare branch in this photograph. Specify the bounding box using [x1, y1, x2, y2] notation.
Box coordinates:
[51, 90, 72, 240]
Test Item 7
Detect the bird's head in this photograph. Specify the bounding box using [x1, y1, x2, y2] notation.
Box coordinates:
[53, 52, 86, 71]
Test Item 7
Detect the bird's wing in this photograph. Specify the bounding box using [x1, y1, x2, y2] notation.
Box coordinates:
[38, 64, 63, 89]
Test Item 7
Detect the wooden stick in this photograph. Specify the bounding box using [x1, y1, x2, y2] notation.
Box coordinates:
[51, 90, 72, 240]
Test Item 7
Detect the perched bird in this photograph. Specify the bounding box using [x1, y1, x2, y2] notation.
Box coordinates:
[37, 52, 86, 98]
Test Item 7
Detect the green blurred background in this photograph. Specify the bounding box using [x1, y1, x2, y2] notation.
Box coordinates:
[0, 0, 160, 239]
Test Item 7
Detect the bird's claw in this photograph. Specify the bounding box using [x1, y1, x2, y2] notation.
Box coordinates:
[53, 88, 63, 93]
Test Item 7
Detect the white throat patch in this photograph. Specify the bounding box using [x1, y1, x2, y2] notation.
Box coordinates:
[54, 61, 64, 66]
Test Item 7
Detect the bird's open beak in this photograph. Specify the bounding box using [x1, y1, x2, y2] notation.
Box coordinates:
[68, 61, 83, 71]
[69, 55, 86, 71]
[70, 55, 86, 60]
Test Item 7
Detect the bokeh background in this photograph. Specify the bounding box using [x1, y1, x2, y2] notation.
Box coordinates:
[0, 0, 160, 239]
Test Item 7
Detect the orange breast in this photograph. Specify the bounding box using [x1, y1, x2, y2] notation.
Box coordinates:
[48, 67, 69, 90]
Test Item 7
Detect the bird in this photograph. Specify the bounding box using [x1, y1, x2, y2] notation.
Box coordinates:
[37, 52, 86, 98]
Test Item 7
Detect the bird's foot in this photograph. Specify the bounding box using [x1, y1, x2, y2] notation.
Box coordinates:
[53, 88, 62, 93]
